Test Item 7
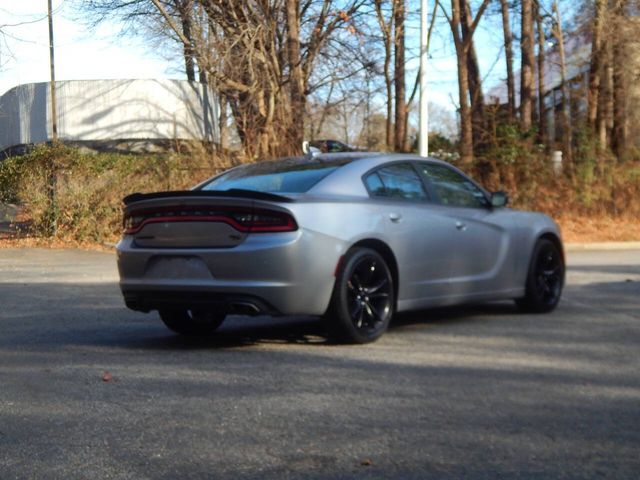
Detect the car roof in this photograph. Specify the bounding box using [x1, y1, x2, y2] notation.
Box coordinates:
[309, 151, 451, 167]
[196, 152, 460, 198]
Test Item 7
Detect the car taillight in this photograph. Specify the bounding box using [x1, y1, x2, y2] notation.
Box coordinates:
[240, 209, 298, 232]
[123, 214, 146, 233]
[123, 206, 297, 234]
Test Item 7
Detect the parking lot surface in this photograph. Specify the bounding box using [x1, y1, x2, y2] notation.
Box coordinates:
[0, 248, 639, 479]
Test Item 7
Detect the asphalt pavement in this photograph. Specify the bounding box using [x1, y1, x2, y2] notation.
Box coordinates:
[0, 247, 639, 479]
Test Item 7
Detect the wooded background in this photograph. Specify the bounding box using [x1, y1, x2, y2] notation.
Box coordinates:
[80, 0, 640, 166]
[2, 1, 640, 243]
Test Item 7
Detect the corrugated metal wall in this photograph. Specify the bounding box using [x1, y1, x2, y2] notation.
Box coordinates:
[0, 79, 219, 153]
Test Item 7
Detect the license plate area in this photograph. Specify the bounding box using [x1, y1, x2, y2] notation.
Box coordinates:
[144, 256, 213, 280]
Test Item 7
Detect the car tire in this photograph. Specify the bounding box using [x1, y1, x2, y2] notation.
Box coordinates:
[515, 238, 565, 313]
[326, 247, 395, 344]
[159, 309, 226, 336]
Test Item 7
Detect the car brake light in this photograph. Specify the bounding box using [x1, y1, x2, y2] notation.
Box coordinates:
[242, 209, 298, 232]
[123, 206, 297, 234]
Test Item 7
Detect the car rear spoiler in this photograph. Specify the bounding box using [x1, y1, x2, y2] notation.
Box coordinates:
[123, 189, 294, 206]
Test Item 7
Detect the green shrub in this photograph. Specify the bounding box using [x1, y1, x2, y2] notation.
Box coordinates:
[0, 142, 638, 244]
[0, 144, 237, 242]
[468, 129, 640, 219]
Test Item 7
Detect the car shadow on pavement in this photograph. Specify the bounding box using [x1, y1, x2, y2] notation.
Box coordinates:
[1, 279, 637, 352]
[392, 301, 518, 329]
[132, 303, 517, 350]
[0, 280, 520, 352]
[125, 316, 333, 350]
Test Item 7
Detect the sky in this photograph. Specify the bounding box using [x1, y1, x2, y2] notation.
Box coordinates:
[0, 1, 514, 113]
[0, 1, 173, 96]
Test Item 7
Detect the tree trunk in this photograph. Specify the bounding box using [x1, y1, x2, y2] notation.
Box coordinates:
[552, 1, 572, 163]
[499, 0, 515, 121]
[219, 96, 228, 150]
[286, 0, 305, 151]
[611, 0, 628, 158]
[588, 0, 606, 134]
[314, 80, 335, 139]
[451, 0, 473, 164]
[535, 2, 547, 145]
[385, 63, 394, 149]
[178, 2, 196, 82]
[456, 53, 473, 165]
[461, 0, 485, 151]
[198, 68, 207, 84]
[438, 0, 490, 164]
[374, 0, 395, 150]
[611, 41, 627, 158]
[597, 42, 613, 149]
[394, 0, 407, 152]
[520, 0, 535, 131]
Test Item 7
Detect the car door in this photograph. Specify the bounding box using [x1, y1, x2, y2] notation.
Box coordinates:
[414, 161, 517, 300]
[363, 162, 473, 304]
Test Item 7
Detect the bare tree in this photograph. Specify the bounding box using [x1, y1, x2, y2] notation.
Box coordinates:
[598, 38, 613, 149]
[437, 0, 491, 164]
[285, 0, 305, 150]
[499, 0, 516, 121]
[535, 0, 547, 145]
[551, 0, 572, 163]
[587, 0, 606, 134]
[520, 0, 535, 131]
[175, 0, 196, 81]
[374, 0, 395, 150]
[394, 0, 407, 151]
[85, 0, 366, 158]
[461, 0, 486, 151]
[611, 0, 629, 158]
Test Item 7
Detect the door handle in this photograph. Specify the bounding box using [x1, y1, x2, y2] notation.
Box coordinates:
[389, 213, 402, 223]
[455, 221, 467, 231]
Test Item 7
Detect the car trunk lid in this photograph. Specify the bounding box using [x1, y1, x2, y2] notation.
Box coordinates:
[122, 190, 295, 249]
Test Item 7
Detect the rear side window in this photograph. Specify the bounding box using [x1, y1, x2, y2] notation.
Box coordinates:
[204, 166, 337, 193]
[201, 157, 353, 193]
[364, 163, 427, 200]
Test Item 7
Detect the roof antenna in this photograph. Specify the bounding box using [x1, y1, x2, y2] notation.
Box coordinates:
[302, 141, 320, 158]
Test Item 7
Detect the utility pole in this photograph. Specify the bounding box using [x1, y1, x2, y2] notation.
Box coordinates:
[47, 0, 58, 235]
[419, 0, 429, 157]
[48, 0, 58, 140]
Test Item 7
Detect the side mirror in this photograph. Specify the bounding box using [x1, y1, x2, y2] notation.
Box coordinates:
[490, 191, 509, 208]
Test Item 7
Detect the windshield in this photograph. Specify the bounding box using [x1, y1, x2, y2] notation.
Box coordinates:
[200, 157, 353, 193]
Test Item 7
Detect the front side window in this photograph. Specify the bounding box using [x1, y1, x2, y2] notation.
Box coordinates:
[364, 163, 427, 200]
[418, 163, 488, 208]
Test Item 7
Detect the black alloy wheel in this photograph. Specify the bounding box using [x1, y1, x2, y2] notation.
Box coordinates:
[327, 247, 395, 343]
[159, 309, 226, 336]
[516, 239, 565, 313]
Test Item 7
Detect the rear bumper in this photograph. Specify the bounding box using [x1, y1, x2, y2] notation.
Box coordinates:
[122, 290, 280, 316]
[116, 229, 343, 316]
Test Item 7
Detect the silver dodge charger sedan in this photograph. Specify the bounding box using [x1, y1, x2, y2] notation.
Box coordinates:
[117, 152, 564, 343]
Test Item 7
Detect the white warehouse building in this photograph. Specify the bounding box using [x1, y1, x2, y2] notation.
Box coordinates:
[0, 79, 219, 156]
